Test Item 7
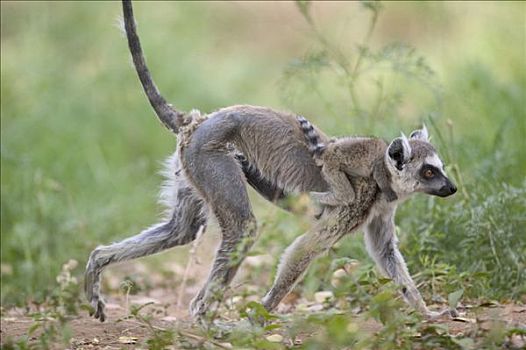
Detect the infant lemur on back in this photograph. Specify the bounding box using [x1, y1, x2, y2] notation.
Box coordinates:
[297, 116, 399, 205]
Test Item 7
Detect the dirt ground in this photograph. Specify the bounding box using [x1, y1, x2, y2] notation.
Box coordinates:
[2, 234, 525, 348]
[2, 292, 526, 349]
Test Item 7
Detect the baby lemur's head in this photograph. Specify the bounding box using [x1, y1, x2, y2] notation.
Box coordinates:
[385, 125, 457, 198]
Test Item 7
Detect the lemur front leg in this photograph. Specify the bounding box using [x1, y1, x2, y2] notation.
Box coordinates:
[262, 216, 345, 312]
[311, 164, 355, 206]
[364, 210, 455, 319]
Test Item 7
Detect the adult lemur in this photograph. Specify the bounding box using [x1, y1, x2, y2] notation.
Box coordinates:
[85, 0, 458, 322]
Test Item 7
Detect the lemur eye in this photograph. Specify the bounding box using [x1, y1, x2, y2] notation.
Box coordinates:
[424, 169, 434, 178]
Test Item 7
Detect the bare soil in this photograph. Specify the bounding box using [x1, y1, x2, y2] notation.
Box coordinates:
[2, 294, 525, 349]
[2, 234, 525, 348]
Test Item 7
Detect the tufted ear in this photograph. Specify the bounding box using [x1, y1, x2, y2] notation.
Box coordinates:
[409, 124, 429, 141]
[387, 133, 412, 171]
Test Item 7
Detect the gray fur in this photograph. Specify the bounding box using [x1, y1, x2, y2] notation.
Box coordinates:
[364, 204, 430, 314]
[85, 153, 207, 321]
[297, 116, 397, 205]
[85, 0, 458, 322]
[263, 176, 378, 311]
[297, 115, 326, 157]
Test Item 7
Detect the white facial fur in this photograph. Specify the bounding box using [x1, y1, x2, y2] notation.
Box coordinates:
[425, 154, 446, 176]
[400, 133, 412, 162]
[385, 142, 419, 199]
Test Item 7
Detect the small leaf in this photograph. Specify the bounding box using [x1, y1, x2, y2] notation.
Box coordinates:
[28, 322, 40, 335]
[243, 301, 277, 321]
[130, 301, 155, 316]
[377, 277, 392, 285]
[80, 303, 95, 314]
[264, 323, 282, 331]
[448, 289, 464, 309]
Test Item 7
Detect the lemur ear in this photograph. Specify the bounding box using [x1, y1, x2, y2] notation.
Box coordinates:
[409, 124, 429, 141]
[387, 133, 412, 171]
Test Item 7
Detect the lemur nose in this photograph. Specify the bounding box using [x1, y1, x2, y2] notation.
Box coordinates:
[450, 184, 457, 194]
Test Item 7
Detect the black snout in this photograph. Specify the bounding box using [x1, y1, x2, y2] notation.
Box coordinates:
[437, 180, 457, 197]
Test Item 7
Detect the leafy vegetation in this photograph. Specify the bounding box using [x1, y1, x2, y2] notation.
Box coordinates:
[1, 1, 524, 349]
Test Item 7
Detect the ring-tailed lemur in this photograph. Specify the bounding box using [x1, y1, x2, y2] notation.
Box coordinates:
[84, 0, 458, 323]
[297, 116, 398, 205]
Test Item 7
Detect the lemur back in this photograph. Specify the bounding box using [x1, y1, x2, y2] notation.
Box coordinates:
[297, 116, 398, 205]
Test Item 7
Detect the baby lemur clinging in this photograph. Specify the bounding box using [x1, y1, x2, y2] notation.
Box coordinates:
[298, 116, 398, 205]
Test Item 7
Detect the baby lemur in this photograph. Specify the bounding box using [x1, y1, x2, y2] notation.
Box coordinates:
[298, 116, 398, 205]
[85, 0, 458, 323]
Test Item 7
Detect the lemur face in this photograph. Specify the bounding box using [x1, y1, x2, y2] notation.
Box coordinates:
[416, 153, 457, 197]
[386, 125, 457, 198]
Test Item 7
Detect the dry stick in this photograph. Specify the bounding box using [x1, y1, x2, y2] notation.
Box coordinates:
[176, 225, 206, 312]
[177, 329, 232, 349]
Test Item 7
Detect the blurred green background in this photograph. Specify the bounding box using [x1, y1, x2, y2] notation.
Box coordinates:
[1, 1, 525, 306]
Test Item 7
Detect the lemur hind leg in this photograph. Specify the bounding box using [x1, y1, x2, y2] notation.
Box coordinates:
[184, 149, 258, 319]
[85, 155, 207, 322]
[235, 153, 288, 206]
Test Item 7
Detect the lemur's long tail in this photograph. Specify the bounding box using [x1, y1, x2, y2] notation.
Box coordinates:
[122, 0, 185, 133]
[297, 116, 325, 159]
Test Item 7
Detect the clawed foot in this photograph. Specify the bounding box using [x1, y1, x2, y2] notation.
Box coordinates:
[85, 260, 106, 322]
[189, 292, 208, 321]
[383, 189, 398, 202]
[89, 297, 107, 322]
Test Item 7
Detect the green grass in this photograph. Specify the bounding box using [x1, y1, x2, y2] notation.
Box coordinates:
[1, 0, 525, 311]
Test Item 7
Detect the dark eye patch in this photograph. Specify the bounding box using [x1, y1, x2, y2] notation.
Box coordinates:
[420, 164, 441, 180]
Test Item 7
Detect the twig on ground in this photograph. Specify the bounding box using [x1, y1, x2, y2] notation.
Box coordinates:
[176, 225, 206, 312]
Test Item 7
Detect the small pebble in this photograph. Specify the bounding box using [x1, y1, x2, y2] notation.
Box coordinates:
[266, 334, 283, 343]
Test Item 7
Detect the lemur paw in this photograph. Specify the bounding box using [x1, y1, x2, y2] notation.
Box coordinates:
[384, 190, 398, 202]
[189, 294, 208, 320]
[89, 297, 106, 322]
[85, 265, 106, 321]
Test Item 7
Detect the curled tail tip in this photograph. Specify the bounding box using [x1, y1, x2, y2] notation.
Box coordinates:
[311, 143, 325, 156]
[296, 115, 325, 158]
[298, 116, 315, 133]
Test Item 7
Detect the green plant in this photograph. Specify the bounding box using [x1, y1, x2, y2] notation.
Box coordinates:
[281, 1, 441, 134]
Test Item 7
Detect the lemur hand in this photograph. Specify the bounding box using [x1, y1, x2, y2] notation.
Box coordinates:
[383, 188, 398, 202]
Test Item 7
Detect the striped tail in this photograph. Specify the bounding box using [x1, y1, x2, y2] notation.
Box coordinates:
[297, 116, 325, 159]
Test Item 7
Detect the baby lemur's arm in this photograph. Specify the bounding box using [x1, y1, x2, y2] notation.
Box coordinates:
[298, 116, 397, 205]
[313, 161, 357, 206]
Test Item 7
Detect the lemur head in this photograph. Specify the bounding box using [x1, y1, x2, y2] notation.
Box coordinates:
[385, 125, 457, 198]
